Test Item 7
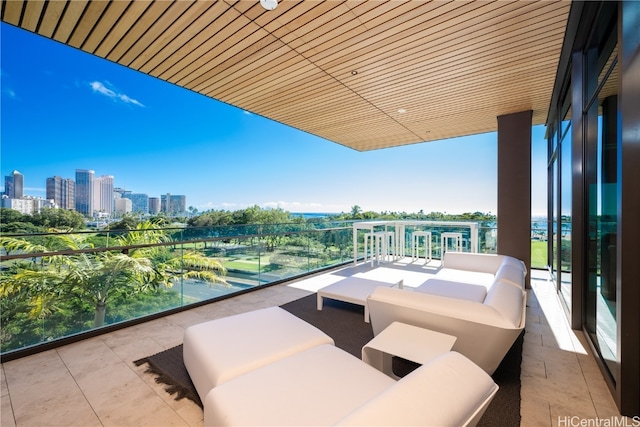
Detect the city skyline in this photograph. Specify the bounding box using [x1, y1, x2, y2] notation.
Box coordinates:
[4, 168, 171, 203]
[4, 167, 180, 203]
[1, 22, 548, 216]
[3, 167, 186, 216]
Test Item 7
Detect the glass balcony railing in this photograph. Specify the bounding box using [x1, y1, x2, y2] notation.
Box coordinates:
[0, 221, 354, 357]
[0, 219, 547, 358]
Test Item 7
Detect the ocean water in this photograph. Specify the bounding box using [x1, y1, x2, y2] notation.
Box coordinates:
[291, 212, 336, 219]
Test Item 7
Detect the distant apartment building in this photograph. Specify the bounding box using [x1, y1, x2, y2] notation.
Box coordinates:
[113, 187, 130, 198]
[122, 193, 149, 214]
[160, 193, 186, 214]
[94, 175, 114, 216]
[1, 195, 56, 215]
[148, 197, 160, 214]
[46, 176, 75, 210]
[3, 170, 24, 198]
[75, 169, 94, 216]
[114, 197, 132, 214]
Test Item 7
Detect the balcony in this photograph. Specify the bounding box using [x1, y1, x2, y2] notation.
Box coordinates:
[1, 238, 623, 426]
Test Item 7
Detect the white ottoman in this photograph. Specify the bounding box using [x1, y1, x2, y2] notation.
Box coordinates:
[183, 306, 334, 401]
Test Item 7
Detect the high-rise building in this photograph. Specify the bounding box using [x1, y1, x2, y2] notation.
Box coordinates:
[94, 175, 114, 216]
[148, 197, 160, 214]
[122, 193, 149, 214]
[4, 170, 24, 198]
[113, 187, 131, 198]
[74, 169, 94, 216]
[114, 197, 132, 214]
[46, 176, 75, 210]
[160, 193, 186, 214]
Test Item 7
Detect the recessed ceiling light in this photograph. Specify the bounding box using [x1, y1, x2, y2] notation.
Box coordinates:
[351, 70, 358, 75]
[260, 0, 278, 11]
[397, 109, 407, 114]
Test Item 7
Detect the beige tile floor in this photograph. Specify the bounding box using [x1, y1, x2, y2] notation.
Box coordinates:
[0, 259, 625, 427]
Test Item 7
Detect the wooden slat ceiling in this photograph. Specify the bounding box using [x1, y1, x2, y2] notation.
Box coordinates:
[1, 0, 571, 151]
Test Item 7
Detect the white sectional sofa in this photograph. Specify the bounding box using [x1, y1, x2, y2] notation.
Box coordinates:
[184, 304, 500, 427]
[204, 346, 499, 427]
[367, 252, 527, 374]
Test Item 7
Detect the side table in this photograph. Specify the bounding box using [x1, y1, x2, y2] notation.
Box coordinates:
[362, 321, 457, 379]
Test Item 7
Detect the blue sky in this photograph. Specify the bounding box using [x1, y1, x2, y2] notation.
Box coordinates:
[1, 23, 547, 215]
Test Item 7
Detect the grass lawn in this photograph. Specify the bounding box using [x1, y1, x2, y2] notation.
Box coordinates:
[223, 259, 264, 272]
[531, 240, 547, 270]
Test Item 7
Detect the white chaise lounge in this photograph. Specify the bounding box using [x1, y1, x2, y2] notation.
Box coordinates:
[367, 252, 527, 374]
[204, 345, 499, 427]
[183, 306, 334, 401]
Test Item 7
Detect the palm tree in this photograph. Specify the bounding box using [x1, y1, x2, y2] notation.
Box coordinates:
[64, 251, 158, 327]
[117, 220, 227, 290]
[350, 205, 363, 219]
[1, 221, 227, 329]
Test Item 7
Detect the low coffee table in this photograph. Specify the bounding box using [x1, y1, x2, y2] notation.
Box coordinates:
[316, 276, 403, 323]
[362, 321, 457, 379]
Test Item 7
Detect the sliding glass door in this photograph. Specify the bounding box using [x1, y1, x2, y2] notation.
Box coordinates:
[584, 36, 619, 380]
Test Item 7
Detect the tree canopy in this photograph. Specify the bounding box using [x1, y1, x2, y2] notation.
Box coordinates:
[0, 207, 86, 233]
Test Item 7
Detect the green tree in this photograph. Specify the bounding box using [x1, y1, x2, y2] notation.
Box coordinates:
[107, 214, 140, 230]
[1, 208, 44, 234]
[0, 208, 27, 224]
[31, 208, 86, 229]
[122, 221, 228, 290]
[1, 221, 227, 329]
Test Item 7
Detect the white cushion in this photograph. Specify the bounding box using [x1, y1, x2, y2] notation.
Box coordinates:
[502, 256, 528, 276]
[183, 306, 334, 401]
[415, 278, 487, 303]
[205, 347, 499, 427]
[368, 287, 510, 328]
[435, 268, 495, 289]
[483, 280, 525, 327]
[494, 263, 526, 289]
[336, 351, 499, 426]
[442, 252, 505, 274]
[204, 344, 394, 426]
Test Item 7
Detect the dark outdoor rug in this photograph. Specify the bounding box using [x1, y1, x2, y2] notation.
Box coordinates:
[134, 293, 523, 426]
[134, 344, 203, 408]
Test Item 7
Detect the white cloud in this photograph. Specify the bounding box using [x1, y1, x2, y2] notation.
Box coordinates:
[2, 88, 17, 99]
[220, 202, 242, 209]
[89, 81, 144, 107]
[0, 69, 17, 99]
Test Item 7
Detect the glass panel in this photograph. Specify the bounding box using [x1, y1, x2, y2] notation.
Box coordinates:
[552, 158, 559, 283]
[560, 84, 572, 141]
[0, 222, 354, 355]
[531, 125, 547, 270]
[559, 107, 572, 309]
[546, 129, 555, 276]
[585, 42, 618, 381]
